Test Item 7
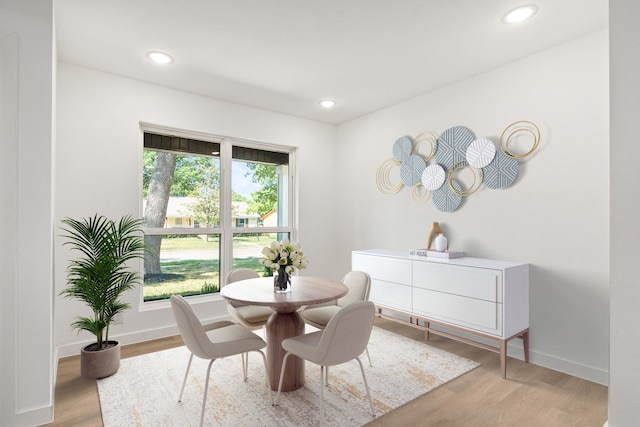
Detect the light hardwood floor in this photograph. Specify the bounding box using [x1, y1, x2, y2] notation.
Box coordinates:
[47, 318, 608, 426]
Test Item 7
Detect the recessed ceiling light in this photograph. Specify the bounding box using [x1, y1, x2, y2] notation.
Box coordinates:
[319, 100, 336, 108]
[502, 5, 538, 24]
[146, 51, 174, 65]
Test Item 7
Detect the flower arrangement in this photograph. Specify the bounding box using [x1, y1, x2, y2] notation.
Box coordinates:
[259, 239, 309, 275]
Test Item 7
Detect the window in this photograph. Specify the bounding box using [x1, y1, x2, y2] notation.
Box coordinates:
[141, 128, 294, 302]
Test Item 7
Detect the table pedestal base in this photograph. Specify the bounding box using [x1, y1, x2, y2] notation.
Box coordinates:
[266, 311, 305, 391]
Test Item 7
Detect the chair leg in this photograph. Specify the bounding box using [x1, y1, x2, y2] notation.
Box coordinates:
[275, 352, 292, 406]
[319, 365, 325, 425]
[355, 357, 375, 418]
[241, 352, 248, 381]
[365, 345, 373, 367]
[178, 353, 194, 402]
[254, 350, 273, 405]
[200, 359, 217, 427]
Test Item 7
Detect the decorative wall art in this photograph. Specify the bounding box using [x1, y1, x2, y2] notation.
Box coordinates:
[375, 121, 540, 212]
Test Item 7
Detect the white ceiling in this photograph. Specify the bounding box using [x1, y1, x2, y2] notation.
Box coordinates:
[55, 0, 608, 125]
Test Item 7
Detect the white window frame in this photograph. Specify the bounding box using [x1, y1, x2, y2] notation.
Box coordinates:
[139, 122, 297, 304]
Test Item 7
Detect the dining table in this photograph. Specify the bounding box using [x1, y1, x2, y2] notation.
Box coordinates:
[220, 275, 348, 391]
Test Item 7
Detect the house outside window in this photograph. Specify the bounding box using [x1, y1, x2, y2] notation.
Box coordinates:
[141, 126, 295, 302]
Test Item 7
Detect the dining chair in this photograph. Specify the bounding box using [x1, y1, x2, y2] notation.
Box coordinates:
[226, 268, 274, 331]
[275, 300, 376, 423]
[226, 268, 275, 378]
[302, 270, 373, 366]
[170, 295, 273, 427]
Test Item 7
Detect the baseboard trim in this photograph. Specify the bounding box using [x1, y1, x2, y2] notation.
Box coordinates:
[528, 349, 608, 386]
[15, 404, 54, 427]
[384, 315, 609, 385]
[443, 327, 608, 385]
[56, 313, 231, 358]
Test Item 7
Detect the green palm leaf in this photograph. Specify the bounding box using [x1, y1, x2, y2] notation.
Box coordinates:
[61, 214, 146, 349]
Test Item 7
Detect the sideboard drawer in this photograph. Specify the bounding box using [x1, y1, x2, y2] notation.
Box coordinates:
[413, 261, 502, 303]
[413, 288, 503, 335]
[370, 279, 412, 312]
[352, 253, 412, 286]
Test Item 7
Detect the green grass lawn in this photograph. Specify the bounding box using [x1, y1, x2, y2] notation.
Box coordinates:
[159, 234, 270, 250]
[142, 235, 271, 301]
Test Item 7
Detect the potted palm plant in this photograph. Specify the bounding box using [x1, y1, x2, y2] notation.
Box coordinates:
[60, 214, 146, 379]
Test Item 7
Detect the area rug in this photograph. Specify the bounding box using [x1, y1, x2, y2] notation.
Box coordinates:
[97, 326, 479, 426]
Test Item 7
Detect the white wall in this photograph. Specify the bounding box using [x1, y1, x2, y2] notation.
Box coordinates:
[336, 30, 609, 384]
[609, 1, 640, 425]
[0, 0, 55, 425]
[55, 63, 339, 355]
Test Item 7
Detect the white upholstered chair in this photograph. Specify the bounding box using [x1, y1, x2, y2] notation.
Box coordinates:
[302, 270, 373, 366]
[275, 300, 376, 423]
[225, 268, 275, 377]
[226, 268, 274, 330]
[170, 295, 272, 427]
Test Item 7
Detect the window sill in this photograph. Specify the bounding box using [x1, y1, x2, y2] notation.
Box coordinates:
[139, 292, 225, 312]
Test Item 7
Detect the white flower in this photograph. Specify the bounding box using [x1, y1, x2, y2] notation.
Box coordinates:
[261, 239, 308, 273]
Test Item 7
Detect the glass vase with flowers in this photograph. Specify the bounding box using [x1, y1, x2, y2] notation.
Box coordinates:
[259, 239, 308, 293]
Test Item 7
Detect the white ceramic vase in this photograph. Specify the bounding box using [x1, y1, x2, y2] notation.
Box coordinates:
[434, 233, 448, 252]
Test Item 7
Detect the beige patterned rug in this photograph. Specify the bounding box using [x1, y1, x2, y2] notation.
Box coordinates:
[97, 326, 479, 426]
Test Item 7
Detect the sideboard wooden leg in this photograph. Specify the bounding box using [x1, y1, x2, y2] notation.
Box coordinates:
[500, 340, 507, 379]
[521, 330, 530, 363]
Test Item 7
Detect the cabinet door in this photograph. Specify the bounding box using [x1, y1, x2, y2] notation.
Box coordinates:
[352, 253, 412, 311]
[413, 261, 502, 303]
[413, 288, 503, 336]
[370, 279, 412, 312]
[352, 253, 412, 285]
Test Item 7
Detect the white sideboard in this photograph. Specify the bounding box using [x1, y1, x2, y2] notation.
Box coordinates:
[352, 249, 529, 378]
